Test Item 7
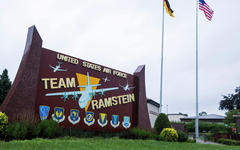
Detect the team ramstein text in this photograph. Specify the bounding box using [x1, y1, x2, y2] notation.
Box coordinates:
[91, 93, 135, 110]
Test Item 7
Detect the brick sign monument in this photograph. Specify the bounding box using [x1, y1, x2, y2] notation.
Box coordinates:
[0, 26, 151, 131]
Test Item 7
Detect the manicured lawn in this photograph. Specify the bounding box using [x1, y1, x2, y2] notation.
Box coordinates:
[0, 137, 239, 150]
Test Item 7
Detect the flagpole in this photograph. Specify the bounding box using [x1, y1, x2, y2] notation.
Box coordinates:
[160, 0, 165, 113]
[195, 0, 199, 139]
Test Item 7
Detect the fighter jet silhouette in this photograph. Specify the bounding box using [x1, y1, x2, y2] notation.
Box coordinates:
[102, 77, 110, 82]
[49, 61, 67, 72]
[119, 80, 135, 91]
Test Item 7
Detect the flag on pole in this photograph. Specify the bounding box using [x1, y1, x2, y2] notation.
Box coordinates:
[164, 0, 174, 17]
[199, 0, 214, 21]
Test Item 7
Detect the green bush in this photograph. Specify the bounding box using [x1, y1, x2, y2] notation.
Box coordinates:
[0, 112, 8, 136]
[217, 138, 240, 146]
[160, 128, 178, 142]
[63, 128, 120, 138]
[205, 132, 214, 141]
[120, 127, 156, 140]
[35, 119, 62, 138]
[187, 139, 196, 143]
[177, 130, 188, 142]
[154, 113, 171, 134]
[185, 121, 231, 133]
[6, 122, 34, 140]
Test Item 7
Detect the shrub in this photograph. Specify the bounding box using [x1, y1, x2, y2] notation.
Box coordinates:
[160, 128, 178, 142]
[63, 128, 119, 138]
[205, 132, 214, 141]
[185, 122, 195, 132]
[6, 122, 34, 140]
[177, 130, 188, 142]
[35, 119, 62, 138]
[0, 112, 8, 136]
[187, 139, 196, 143]
[120, 127, 155, 140]
[154, 113, 171, 134]
[217, 138, 240, 146]
[185, 121, 231, 133]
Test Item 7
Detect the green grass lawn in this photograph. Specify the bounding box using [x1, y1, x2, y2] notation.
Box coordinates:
[0, 137, 239, 150]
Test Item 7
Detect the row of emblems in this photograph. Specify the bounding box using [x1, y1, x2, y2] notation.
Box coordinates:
[40, 105, 131, 129]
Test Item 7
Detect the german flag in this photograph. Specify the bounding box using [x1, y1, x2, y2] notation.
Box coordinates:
[164, 0, 174, 17]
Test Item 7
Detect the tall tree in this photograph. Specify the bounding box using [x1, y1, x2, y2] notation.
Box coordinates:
[0, 69, 11, 105]
[199, 111, 207, 116]
[224, 109, 240, 133]
[219, 87, 240, 111]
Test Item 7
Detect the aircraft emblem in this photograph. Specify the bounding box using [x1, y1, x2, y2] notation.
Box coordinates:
[122, 116, 131, 129]
[98, 113, 108, 127]
[46, 72, 119, 110]
[39, 105, 50, 120]
[49, 61, 67, 72]
[68, 109, 80, 125]
[110, 115, 120, 128]
[84, 111, 95, 126]
[52, 107, 65, 123]
[119, 80, 135, 91]
[102, 77, 110, 82]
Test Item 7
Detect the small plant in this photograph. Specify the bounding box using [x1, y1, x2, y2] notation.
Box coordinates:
[177, 130, 188, 142]
[6, 122, 34, 140]
[205, 132, 214, 141]
[35, 119, 62, 138]
[120, 127, 155, 140]
[154, 113, 171, 134]
[160, 128, 178, 142]
[0, 112, 8, 136]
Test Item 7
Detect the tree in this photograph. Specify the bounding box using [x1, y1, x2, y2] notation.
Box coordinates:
[0, 69, 11, 105]
[199, 111, 207, 116]
[224, 110, 240, 133]
[219, 87, 240, 111]
[154, 113, 171, 134]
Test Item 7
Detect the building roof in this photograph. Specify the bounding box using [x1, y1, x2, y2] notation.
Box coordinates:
[147, 99, 160, 108]
[168, 113, 188, 117]
[181, 114, 225, 120]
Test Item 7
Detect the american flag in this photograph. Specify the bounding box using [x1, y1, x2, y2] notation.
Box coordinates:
[199, 0, 214, 21]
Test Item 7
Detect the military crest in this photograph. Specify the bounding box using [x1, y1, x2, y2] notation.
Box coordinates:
[122, 116, 131, 129]
[110, 115, 120, 128]
[68, 109, 80, 125]
[98, 113, 108, 127]
[39, 105, 50, 120]
[52, 107, 65, 123]
[84, 111, 95, 126]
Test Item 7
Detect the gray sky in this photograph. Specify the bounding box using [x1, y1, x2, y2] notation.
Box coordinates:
[1, 0, 240, 116]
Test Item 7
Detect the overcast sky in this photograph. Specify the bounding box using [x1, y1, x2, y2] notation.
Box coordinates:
[1, 0, 240, 116]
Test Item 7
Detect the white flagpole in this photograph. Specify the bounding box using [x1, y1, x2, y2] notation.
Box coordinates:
[160, 0, 165, 113]
[195, 0, 199, 139]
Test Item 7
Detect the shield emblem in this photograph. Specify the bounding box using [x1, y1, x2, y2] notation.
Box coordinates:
[52, 107, 65, 123]
[122, 116, 131, 129]
[84, 111, 95, 126]
[98, 113, 108, 127]
[68, 109, 80, 125]
[39, 105, 50, 120]
[110, 115, 120, 128]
